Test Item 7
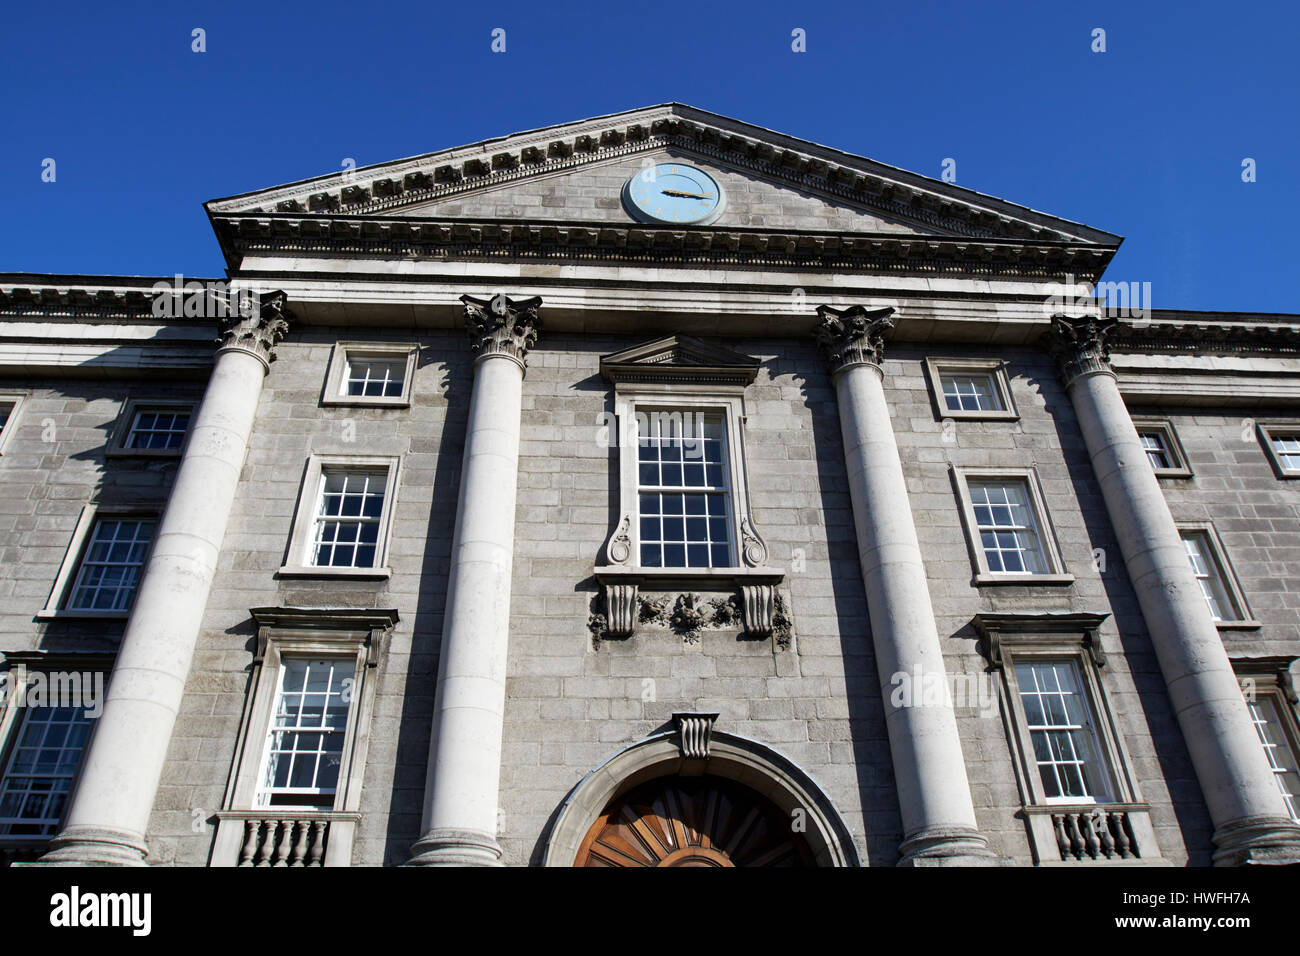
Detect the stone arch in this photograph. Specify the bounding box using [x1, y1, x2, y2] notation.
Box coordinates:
[542, 730, 860, 867]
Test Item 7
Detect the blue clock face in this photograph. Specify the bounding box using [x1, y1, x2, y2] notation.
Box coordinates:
[622, 163, 726, 225]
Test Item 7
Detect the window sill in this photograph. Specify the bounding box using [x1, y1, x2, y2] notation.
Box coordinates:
[320, 396, 411, 409]
[104, 447, 185, 459]
[1152, 467, 1193, 479]
[276, 566, 392, 580]
[1215, 619, 1263, 631]
[974, 573, 1075, 586]
[34, 608, 130, 621]
[939, 409, 1020, 422]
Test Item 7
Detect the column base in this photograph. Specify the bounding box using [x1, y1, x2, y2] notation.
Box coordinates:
[20, 825, 150, 867]
[898, 826, 1000, 867]
[1211, 816, 1300, 866]
[406, 828, 503, 867]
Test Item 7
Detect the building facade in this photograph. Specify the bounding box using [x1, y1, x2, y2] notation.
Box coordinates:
[2, 104, 1299, 867]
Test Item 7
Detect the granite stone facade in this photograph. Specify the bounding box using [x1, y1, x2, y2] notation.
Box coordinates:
[2, 105, 1297, 868]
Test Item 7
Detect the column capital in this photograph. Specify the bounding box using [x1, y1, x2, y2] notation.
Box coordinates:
[1043, 313, 1119, 387]
[812, 305, 896, 376]
[462, 293, 542, 369]
[217, 290, 290, 371]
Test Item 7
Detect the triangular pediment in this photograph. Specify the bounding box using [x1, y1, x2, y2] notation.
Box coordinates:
[206, 104, 1119, 246]
[600, 335, 760, 386]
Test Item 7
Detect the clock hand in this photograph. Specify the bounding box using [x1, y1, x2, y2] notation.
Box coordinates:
[661, 189, 712, 199]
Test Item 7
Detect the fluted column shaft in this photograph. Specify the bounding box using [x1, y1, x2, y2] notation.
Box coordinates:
[36, 295, 288, 866]
[815, 305, 993, 866]
[1047, 314, 1300, 866]
[408, 294, 540, 866]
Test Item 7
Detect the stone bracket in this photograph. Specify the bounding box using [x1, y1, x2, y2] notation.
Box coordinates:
[672, 713, 719, 760]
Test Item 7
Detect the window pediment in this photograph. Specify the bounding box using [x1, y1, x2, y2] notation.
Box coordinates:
[599, 335, 760, 388]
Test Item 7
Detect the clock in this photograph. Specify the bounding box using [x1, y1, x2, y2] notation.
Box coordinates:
[622, 162, 726, 225]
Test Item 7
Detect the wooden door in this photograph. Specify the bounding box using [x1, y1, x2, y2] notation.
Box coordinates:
[574, 776, 814, 867]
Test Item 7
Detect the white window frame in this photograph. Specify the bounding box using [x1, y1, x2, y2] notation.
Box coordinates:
[211, 608, 393, 867]
[0, 392, 28, 457]
[1232, 658, 1300, 824]
[279, 456, 401, 579]
[612, 390, 757, 575]
[0, 652, 113, 850]
[1257, 421, 1300, 479]
[322, 342, 418, 408]
[106, 399, 196, 458]
[924, 357, 1019, 421]
[1176, 521, 1257, 629]
[1129, 418, 1192, 478]
[36, 505, 158, 620]
[951, 466, 1072, 584]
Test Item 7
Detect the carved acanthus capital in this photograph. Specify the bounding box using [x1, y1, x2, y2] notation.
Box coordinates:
[462, 293, 542, 368]
[217, 291, 289, 369]
[1043, 313, 1119, 386]
[813, 305, 896, 375]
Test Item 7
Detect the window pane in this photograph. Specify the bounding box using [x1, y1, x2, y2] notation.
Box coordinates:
[941, 372, 1002, 412]
[1246, 694, 1300, 822]
[69, 519, 155, 611]
[0, 705, 94, 835]
[125, 409, 191, 450]
[258, 659, 352, 810]
[1138, 431, 1172, 470]
[343, 355, 405, 397]
[1014, 660, 1109, 802]
[635, 410, 733, 568]
[969, 480, 1047, 575]
[1271, 434, 1300, 472]
[1180, 531, 1238, 621]
[311, 470, 387, 568]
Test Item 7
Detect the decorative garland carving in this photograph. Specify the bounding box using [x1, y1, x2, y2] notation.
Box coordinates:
[740, 516, 769, 568]
[605, 513, 632, 565]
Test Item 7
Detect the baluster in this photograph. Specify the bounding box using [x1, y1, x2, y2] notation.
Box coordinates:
[238, 819, 262, 867]
[272, 821, 294, 866]
[1052, 814, 1070, 860]
[289, 820, 310, 866]
[1080, 812, 1101, 859]
[307, 821, 327, 866]
[255, 821, 279, 867]
[1064, 812, 1085, 860]
[1109, 811, 1131, 859]
[1094, 811, 1115, 858]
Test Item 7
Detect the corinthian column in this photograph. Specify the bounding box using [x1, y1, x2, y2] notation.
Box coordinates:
[36, 294, 289, 866]
[814, 305, 993, 866]
[1045, 313, 1300, 865]
[408, 293, 541, 866]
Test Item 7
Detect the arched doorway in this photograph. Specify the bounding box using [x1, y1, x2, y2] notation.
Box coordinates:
[544, 730, 860, 866]
[574, 775, 816, 867]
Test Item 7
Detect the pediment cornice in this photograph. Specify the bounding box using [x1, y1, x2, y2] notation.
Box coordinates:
[205, 104, 1120, 247]
[600, 334, 761, 387]
[209, 212, 1114, 280]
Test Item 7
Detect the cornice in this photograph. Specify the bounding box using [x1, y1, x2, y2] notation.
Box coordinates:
[1109, 321, 1300, 356]
[210, 213, 1114, 280]
[0, 281, 217, 321]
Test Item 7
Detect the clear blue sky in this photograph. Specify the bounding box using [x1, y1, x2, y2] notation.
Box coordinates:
[1, 0, 1296, 313]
